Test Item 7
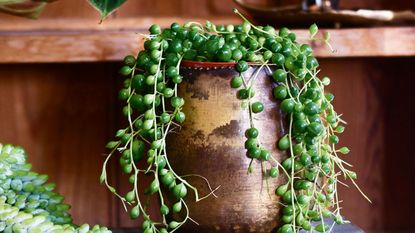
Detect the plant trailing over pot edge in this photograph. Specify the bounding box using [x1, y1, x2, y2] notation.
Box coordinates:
[101, 9, 370, 233]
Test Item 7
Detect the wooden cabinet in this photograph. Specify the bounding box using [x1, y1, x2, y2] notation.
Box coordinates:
[0, 0, 414, 232]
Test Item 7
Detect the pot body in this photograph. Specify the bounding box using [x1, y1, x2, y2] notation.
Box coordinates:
[166, 63, 287, 233]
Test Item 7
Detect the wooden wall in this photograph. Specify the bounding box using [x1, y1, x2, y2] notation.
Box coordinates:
[0, 0, 414, 232]
[317, 57, 415, 233]
[0, 0, 413, 20]
[1, 58, 414, 232]
[0, 63, 118, 226]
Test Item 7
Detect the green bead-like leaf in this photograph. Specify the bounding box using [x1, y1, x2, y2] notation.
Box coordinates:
[339, 147, 350, 154]
[309, 23, 318, 37]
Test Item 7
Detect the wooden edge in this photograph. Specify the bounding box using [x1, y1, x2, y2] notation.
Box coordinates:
[0, 17, 241, 32]
[0, 17, 414, 63]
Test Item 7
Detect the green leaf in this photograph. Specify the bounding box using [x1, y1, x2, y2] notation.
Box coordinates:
[240, 101, 248, 109]
[347, 171, 357, 180]
[108, 186, 116, 193]
[99, 171, 106, 183]
[0, 0, 50, 19]
[339, 146, 350, 154]
[115, 129, 125, 138]
[324, 31, 331, 41]
[335, 125, 345, 133]
[309, 23, 318, 38]
[88, 0, 126, 21]
[205, 20, 216, 32]
[105, 141, 119, 149]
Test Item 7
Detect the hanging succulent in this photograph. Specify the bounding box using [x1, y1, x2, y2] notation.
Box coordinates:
[103, 8, 369, 233]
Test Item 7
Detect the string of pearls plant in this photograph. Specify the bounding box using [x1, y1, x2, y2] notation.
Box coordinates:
[102, 9, 369, 233]
[0, 143, 111, 233]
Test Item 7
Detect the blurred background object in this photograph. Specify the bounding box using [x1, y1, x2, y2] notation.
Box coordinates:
[0, 0, 55, 18]
[0, 0, 127, 19]
[0, 0, 414, 233]
[303, 0, 340, 11]
[234, 0, 415, 27]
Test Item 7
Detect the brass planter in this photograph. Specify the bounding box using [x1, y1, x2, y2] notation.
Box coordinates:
[167, 61, 287, 233]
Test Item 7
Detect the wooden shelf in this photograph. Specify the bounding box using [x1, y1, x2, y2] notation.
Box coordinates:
[0, 17, 414, 63]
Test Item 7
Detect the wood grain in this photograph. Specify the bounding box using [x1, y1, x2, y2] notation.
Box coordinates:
[319, 58, 415, 232]
[376, 58, 415, 232]
[0, 63, 118, 226]
[0, 46, 413, 232]
[0, 21, 414, 64]
[0, 0, 238, 20]
[0, 17, 240, 31]
[0, 0, 414, 231]
[319, 59, 385, 232]
[0, 0, 412, 21]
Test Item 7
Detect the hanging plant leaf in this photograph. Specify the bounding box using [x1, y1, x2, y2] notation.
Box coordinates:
[88, 0, 126, 22]
[0, 0, 55, 19]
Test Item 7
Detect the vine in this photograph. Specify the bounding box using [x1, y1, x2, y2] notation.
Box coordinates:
[102, 9, 369, 233]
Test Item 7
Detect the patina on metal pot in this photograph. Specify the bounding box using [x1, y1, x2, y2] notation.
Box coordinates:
[166, 61, 288, 233]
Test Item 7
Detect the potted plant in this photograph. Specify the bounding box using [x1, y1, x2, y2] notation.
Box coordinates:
[101, 9, 369, 233]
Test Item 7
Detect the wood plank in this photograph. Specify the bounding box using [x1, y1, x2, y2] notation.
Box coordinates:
[0, 18, 414, 63]
[318, 58, 415, 232]
[0, 17, 240, 63]
[319, 59, 385, 232]
[0, 0, 412, 21]
[0, 19, 415, 63]
[114, 0, 182, 17]
[377, 58, 415, 232]
[0, 32, 143, 63]
[0, 63, 118, 226]
[0, 17, 239, 32]
[314, 27, 415, 57]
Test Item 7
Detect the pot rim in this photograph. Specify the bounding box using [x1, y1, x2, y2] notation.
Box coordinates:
[180, 60, 237, 69]
[180, 60, 273, 69]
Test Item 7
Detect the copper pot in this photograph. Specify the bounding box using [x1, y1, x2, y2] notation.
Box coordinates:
[166, 61, 288, 233]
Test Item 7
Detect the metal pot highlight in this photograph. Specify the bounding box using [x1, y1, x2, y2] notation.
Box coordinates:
[166, 61, 288, 233]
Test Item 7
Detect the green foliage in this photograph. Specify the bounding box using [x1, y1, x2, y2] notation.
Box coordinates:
[0, 200, 111, 233]
[0, 0, 51, 19]
[0, 144, 72, 224]
[103, 8, 368, 233]
[0, 0, 127, 20]
[0, 143, 111, 232]
[88, 0, 127, 21]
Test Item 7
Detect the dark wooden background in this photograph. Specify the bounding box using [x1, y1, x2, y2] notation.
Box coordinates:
[0, 0, 414, 232]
